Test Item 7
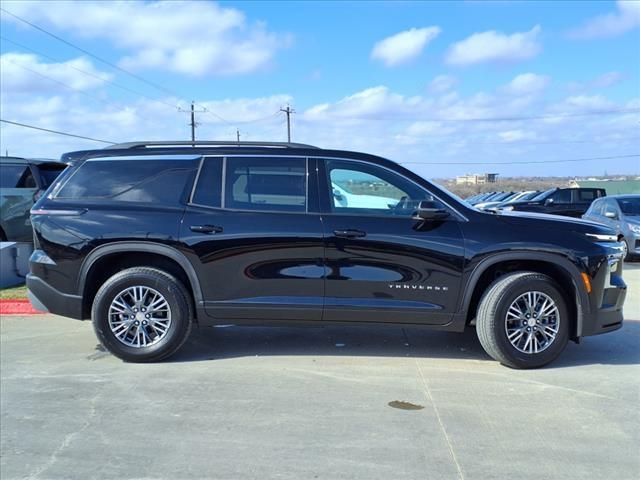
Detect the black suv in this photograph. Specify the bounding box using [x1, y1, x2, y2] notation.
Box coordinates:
[27, 141, 627, 368]
[500, 187, 606, 217]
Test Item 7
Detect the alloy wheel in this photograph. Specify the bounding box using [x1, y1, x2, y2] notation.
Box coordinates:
[108, 286, 172, 348]
[505, 291, 560, 354]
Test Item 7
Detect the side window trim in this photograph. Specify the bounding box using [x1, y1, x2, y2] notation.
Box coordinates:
[316, 156, 467, 221]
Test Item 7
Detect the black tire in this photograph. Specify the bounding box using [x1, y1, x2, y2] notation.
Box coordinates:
[622, 238, 637, 262]
[476, 272, 569, 369]
[92, 267, 193, 362]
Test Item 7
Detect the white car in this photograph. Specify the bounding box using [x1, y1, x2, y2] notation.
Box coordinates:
[331, 182, 399, 210]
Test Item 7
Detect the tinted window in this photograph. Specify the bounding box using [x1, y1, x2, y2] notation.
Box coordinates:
[550, 189, 572, 204]
[37, 163, 67, 188]
[224, 157, 306, 212]
[325, 159, 433, 216]
[0, 164, 34, 188]
[617, 197, 640, 215]
[192, 157, 223, 208]
[57, 159, 198, 204]
[577, 189, 597, 201]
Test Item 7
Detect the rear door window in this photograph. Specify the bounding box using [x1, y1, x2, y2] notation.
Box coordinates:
[224, 157, 307, 212]
[56, 158, 199, 204]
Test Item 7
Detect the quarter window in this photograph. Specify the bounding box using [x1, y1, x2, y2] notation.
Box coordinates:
[224, 157, 307, 212]
[56, 159, 198, 204]
[324, 159, 433, 216]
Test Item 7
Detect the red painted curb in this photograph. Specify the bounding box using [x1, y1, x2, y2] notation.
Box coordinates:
[0, 299, 46, 315]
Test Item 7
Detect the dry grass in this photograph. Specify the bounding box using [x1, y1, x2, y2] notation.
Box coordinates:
[0, 285, 28, 300]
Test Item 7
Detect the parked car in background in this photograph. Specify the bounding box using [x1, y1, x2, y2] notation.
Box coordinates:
[583, 195, 640, 261]
[1, 156, 68, 241]
[499, 187, 606, 218]
[492, 190, 541, 209]
[27, 141, 626, 369]
[475, 191, 535, 210]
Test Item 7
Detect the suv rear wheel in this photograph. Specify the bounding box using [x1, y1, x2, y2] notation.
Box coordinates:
[92, 267, 193, 362]
[476, 272, 569, 369]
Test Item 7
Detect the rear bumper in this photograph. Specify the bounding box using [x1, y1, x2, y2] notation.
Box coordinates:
[26, 273, 84, 320]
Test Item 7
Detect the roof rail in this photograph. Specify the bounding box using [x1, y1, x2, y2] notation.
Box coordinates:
[104, 141, 319, 150]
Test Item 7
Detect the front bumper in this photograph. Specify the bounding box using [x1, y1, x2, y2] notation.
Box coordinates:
[580, 253, 626, 337]
[26, 273, 84, 320]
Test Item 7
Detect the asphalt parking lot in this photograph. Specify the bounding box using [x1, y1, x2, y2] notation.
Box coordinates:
[1, 265, 639, 480]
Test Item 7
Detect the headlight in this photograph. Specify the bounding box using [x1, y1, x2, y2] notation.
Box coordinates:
[628, 223, 640, 234]
[502, 206, 514, 211]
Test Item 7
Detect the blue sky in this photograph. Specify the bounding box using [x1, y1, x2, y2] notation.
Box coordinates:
[1, 0, 639, 178]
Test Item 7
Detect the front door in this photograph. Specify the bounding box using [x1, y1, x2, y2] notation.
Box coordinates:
[318, 158, 465, 325]
[180, 155, 325, 321]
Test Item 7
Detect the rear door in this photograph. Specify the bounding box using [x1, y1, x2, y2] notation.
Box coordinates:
[317, 157, 465, 325]
[179, 155, 325, 321]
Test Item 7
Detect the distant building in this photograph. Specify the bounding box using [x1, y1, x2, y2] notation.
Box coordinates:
[569, 179, 640, 195]
[456, 173, 499, 185]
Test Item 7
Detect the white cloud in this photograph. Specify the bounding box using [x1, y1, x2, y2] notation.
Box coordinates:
[569, 0, 640, 39]
[2, 1, 290, 76]
[0, 52, 113, 93]
[1, 81, 638, 178]
[371, 27, 441, 67]
[445, 25, 542, 66]
[591, 71, 623, 88]
[497, 129, 537, 143]
[428, 75, 458, 93]
[501, 73, 550, 95]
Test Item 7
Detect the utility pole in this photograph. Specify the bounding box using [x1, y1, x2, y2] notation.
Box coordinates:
[178, 101, 206, 142]
[190, 102, 196, 142]
[236, 128, 241, 143]
[280, 104, 294, 142]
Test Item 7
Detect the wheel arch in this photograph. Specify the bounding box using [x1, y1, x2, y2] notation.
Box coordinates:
[78, 242, 203, 319]
[461, 251, 590, 339]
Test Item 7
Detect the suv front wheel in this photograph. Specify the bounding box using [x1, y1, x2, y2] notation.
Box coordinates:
[92, 267, 193, 362]
[476, 272, 569, 369]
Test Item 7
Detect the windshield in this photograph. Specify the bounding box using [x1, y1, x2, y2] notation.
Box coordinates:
[530, 188, 555, 201]
[617, 197, 640, 215]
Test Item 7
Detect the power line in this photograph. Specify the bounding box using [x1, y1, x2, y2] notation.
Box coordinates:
[399, 153, 640, 166]
[1, 57, 162, 126]
[0, 119, 116, 144]
[0, 6, 235, 129]
[0, 6, 175, 97]
[0, 35, 180, 110]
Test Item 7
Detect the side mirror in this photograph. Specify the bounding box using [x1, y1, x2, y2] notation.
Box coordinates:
[605, 211, 617, 219]
[544, 198, 555, 206]
[332, 189, 343, 201]
[413, 200, 449, 221]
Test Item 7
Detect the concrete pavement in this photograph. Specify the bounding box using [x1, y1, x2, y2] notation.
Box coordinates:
[1, 264, 639, 480]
